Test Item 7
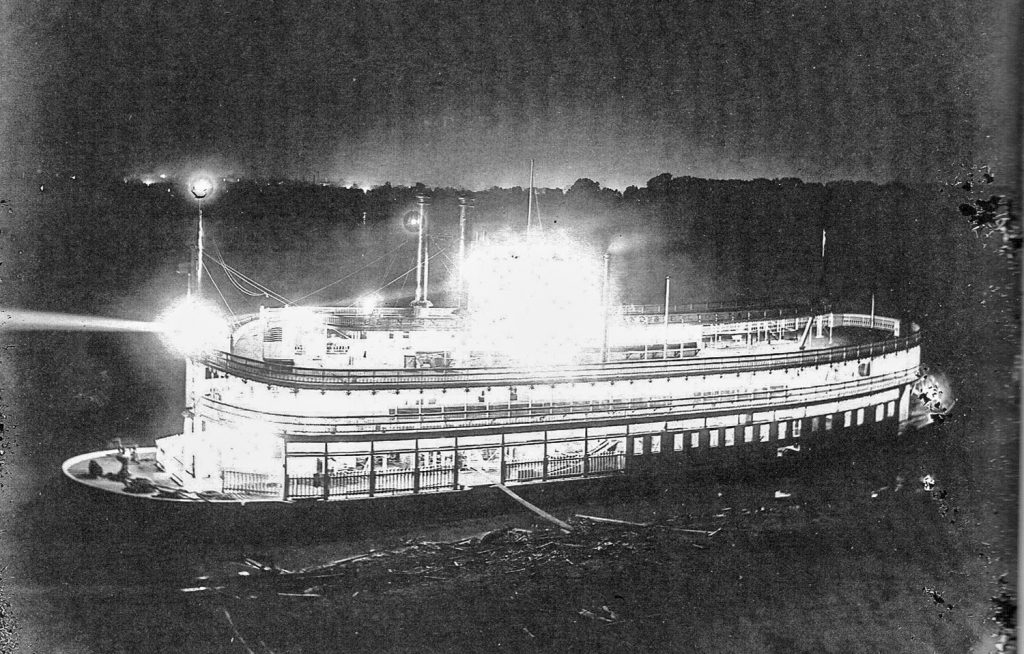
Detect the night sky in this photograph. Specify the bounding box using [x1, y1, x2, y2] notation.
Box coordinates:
[3, 0, 1019, 189]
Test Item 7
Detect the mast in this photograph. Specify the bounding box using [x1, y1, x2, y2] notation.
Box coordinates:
[601, 253, 610, 362]
[662, 276, 670, 359]
[458, 197, 468, 309]
[527, 159, 534, 235]
[412, 194, 431, 307]
[196, 201, 204, 298]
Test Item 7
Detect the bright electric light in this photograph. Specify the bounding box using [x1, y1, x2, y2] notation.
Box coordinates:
[190, 176, 214, 199]
[464, 232, 603, 366]
[358, 294, 382, 312]
[158, 298, 228, 356]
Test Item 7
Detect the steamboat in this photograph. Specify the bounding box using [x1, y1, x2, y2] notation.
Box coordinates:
[62, 185, 928, 508]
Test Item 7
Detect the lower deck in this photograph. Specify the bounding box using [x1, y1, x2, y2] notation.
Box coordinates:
[66, 391, 915, 503]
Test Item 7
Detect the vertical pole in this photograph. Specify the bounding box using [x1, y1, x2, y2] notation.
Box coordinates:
[458, 197, 468, 309]
[414, 195, 425, 304]
[601, 253, 610, 363]
[196, 201, 204, 298]
[527, 159, 534, 235]
[323, 442, 329, 500]
[413, 438, 420, 493]
[452, 436, 459, 490]
[663, 276, 670, 360]
[542, 431, 548, 480]
[368, 441, 376, 497]
[583, 427, 590, 475]
[422, 197, 430, 304]
[819, 227, 829, 308]
[499, 432, 506, 484]
[282, 445, 289, 500]
[870, 293, 876, 329]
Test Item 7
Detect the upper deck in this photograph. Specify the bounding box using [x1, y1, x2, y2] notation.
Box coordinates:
[200, 310, 917, 391]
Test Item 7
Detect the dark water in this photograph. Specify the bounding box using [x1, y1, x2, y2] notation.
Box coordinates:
[0, 181, 1017, 652]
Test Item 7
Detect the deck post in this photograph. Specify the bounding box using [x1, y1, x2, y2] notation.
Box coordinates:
[322, 442, 330, 500]
[452, 436, 460, 490]
[282, 450, 289, 501]
[583, 427, 590, 476]
[542, 431, 548, 480]
[499, 433, 506, 484]
[369, 441, 376, 497]
[413, 438, 420, 493]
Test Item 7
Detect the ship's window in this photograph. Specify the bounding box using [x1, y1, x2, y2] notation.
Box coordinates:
[875, 404, 885, 422]
[887, 401, 896, 418]
[791, 420, 802, 438]
[389, 332, 395, 339]
[724, 428, 735, 447]
[744, 425, 754, 443]
[858, 361, 871, 377]
[403, 331, 411, 339]
[842, 411, 851, 427]
[650, 436, 661, 454]
[856, 408, 865, 425]
[359, 331, 367, 340]
[690, 432, 699, 448]
[811, 416, 820, 432]
[709, 431, 719, 448]
[824, 415, 834, 431]
[674, 433, 685, 451]
[778, 422, 788, 440]
[632, 436, 644, 455]
[759, 424, 770, 442]
[201, 420, 206, 432]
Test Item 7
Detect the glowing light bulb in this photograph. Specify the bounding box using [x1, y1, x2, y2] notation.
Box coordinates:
[190, 177, 214, 199]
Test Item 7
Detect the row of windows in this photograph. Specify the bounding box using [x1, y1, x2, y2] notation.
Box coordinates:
[630, 400, 898, 453]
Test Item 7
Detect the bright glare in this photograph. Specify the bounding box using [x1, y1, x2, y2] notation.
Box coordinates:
[190, 176, 214, 199]
[158, 298, 228, 356]
[464, 232, 603, 366]
[358, 294, 382, 312]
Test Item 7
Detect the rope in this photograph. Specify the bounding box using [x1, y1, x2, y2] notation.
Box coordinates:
[204, 250, 294, 305]
[290, 241, 408, 304]
[206, 238, 294, 304]
[201, 261, 236, 319]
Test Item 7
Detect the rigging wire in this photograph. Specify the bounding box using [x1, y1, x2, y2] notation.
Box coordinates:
[366, 244, 452, 300]
[206, 237, 294, 304]
[201, 260, 236, 320]
[289, 240, 409, 305]
[205, 252, 294, 305]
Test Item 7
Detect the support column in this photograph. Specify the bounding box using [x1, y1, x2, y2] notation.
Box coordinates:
[368, 442, 376, 497]
[452, 436, 460, 490]
[413, 438, 420, 493]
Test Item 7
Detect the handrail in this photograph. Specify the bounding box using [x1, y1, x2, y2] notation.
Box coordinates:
[199, 367, 918, 437]
[198, 314, 920, 391]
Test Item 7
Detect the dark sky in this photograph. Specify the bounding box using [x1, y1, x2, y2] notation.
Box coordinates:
[4, 0, 1019, 189]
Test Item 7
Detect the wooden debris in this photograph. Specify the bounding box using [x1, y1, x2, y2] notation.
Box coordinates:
[492, 483, 573, 532]
[573, 514, 653, 528]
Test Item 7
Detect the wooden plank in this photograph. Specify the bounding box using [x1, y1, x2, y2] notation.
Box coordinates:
[492, 483, 572, 532]
[573, 514, 653, 528]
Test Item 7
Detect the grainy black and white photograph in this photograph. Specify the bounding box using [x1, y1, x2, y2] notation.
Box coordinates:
[0, 1, 1019, 652]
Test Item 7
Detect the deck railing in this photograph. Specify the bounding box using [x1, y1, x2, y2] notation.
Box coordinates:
[201, 366, 918, 439]
[222, 470, 279, 496]
[198, 314, 918, 391]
